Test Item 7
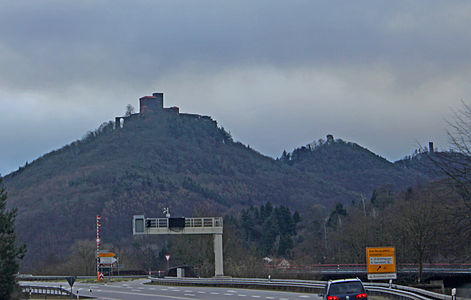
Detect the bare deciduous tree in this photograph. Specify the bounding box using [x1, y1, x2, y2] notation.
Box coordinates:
[392, 188, 443, 283]
[125, 104, 135, 117]
[68, 240, 97, 275]
[427, 102, 471, 239]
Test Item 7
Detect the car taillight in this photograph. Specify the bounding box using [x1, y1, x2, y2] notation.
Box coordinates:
[328, 296, 339, 300]
[356, 293, 367, 299]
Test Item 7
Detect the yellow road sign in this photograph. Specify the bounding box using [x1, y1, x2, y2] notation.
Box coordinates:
[366, 247, 396, 274]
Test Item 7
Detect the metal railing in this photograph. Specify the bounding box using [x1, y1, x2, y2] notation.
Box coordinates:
[185, 217, 223, 227]
[22, 285, 73, 296]
[145, 217, 223, 228]
[19, 274, 146, 280]
[144, 218, 168, 228]
[19, 274, 464, 299]
[364, 282, 461, 300]
[150, 277, 325, 292]
[265, 263, 471, 273]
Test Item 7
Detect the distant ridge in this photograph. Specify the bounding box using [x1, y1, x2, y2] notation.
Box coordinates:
[284, 136, 435, 194]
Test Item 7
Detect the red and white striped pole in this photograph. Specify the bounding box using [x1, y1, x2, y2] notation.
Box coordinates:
[96, 215, 102, 281]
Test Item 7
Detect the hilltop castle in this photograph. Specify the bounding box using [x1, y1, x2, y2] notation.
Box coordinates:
[139, 92, 180, 115]
[115, 92, 214, 128]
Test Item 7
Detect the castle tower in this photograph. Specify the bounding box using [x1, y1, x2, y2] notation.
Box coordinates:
[139, 92, 164, 114]
[326, 134, 334, 143]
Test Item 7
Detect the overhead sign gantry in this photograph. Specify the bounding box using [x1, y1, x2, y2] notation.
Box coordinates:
[133, 212, 224, 277]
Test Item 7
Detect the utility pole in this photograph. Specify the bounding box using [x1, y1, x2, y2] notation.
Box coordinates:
[324, 217, 328, 249]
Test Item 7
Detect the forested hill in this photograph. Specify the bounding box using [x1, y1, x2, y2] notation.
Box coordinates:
[4, 109, 442, 269]
[284, 138, 436, 194]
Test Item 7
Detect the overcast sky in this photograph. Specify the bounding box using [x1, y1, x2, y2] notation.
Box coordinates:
[1, 1, 470, 176]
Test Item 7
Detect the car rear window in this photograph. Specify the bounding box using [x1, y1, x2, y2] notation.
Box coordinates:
[329, 281, 364, 294]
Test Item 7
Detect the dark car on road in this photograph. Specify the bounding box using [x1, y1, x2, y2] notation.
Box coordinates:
[321, 278, 367, 300]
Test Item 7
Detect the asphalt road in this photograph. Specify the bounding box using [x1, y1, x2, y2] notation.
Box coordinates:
[21, 279, 322, 300]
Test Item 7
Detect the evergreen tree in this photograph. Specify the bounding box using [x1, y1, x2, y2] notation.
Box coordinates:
[0, 176, 26, 299]
[240, 209, 254, 240]
[261, 217, 277, 256]
[293, 211, 301, 225]
[260, 202, 273, 221]
[277, 234, 294, 257]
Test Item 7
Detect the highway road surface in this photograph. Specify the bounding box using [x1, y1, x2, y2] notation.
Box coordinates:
[21, 279, 322, 300]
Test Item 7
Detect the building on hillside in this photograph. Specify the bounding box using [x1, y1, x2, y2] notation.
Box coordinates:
[139, 93, 164, 114]
[114, 91, 215, 129]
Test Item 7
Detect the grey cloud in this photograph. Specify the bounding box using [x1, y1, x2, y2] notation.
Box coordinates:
[1, 1, 470, 174]
[1, 1, 470, 93]
[158, 64, 465, 159]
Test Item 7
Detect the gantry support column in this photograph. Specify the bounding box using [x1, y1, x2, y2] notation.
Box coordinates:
[213, 233, 224, 277]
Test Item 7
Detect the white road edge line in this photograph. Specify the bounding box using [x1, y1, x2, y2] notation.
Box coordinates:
[92, 289, 197, 299]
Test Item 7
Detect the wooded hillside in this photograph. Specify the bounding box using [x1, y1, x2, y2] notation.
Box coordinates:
[4, 109, 444, 271]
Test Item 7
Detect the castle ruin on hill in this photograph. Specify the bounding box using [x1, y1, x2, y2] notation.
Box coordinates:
[114, 91, 214, 128]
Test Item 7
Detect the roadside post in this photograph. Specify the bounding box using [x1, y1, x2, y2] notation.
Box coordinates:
[165, 254, 171, 272]
[66, 276, 76, 299]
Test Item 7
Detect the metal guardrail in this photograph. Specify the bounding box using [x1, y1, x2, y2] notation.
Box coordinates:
[149, 277, 464, 300]
[18, 274, 146, 280]
[365, 285, 430, 300]
[265, 263, 471, 274]
[18, 274, 464, 299]
[21, 285, 73, 296]
[19, 275, 148, 297]
[364, 282, 463, 300]
[150, 277, 325, 294]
